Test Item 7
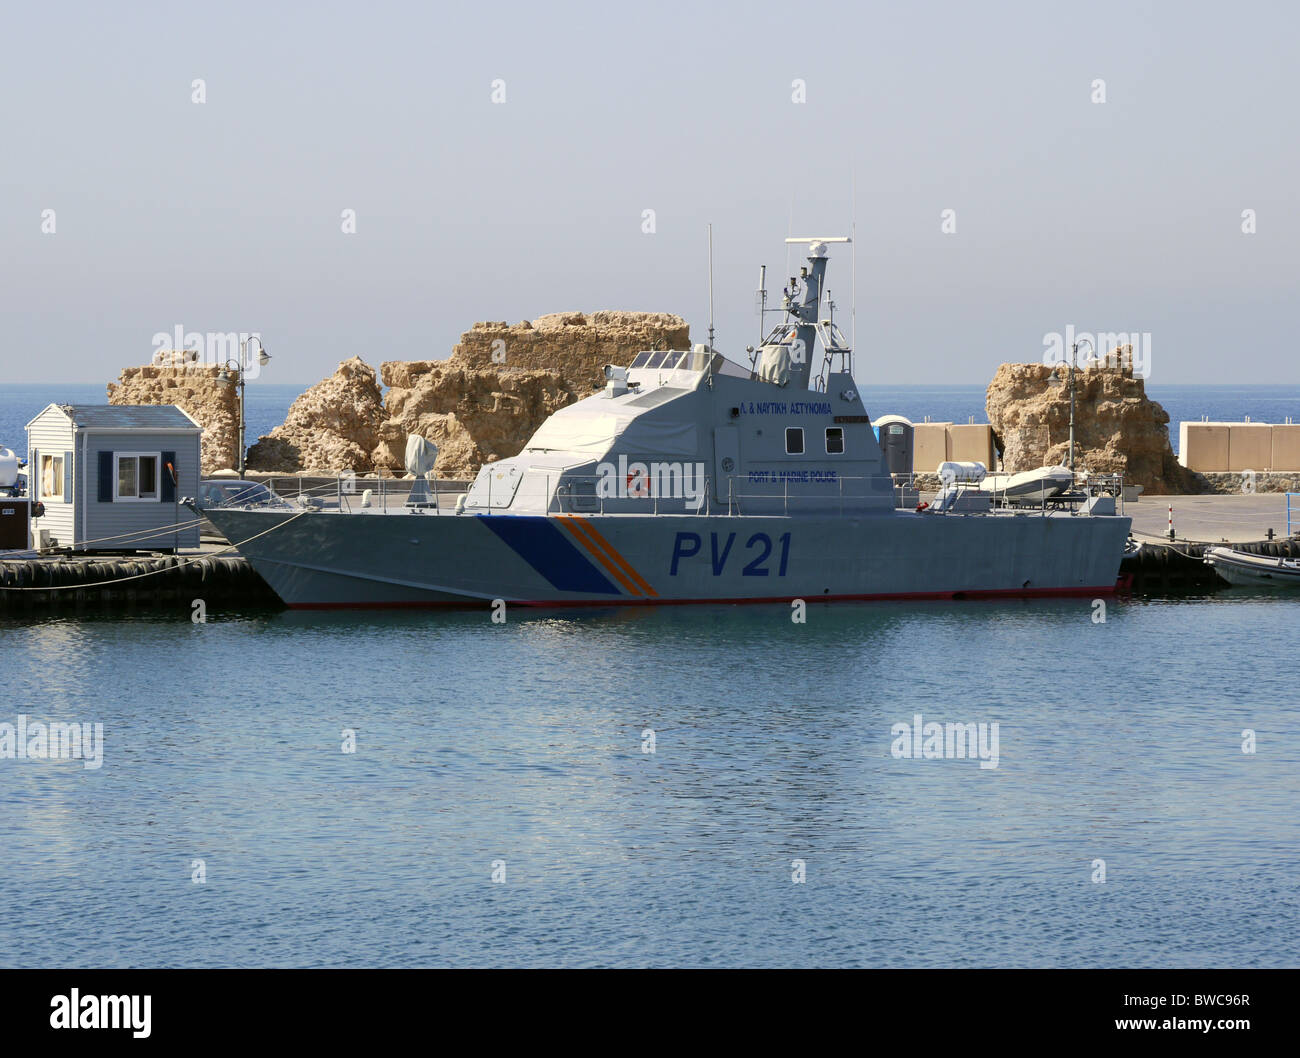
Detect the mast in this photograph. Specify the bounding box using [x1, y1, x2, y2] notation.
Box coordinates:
[783, 237, 850, 389]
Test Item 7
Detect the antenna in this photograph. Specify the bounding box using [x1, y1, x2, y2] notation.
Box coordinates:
[785, 194, 797, 296]
[755, 264, 767, 343]
[707, 223, 715, 352]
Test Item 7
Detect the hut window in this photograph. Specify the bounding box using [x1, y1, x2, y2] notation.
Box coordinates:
[115, 453, 160, 501]
[41, 455, 64, 500]
[825, 427, 845, 454]
[785, 427, 804, 455]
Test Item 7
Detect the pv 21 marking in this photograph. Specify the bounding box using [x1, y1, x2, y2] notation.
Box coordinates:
[670, 531, 791, 576]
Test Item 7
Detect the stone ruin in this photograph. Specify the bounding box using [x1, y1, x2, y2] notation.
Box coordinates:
[107, 358, 240, 475]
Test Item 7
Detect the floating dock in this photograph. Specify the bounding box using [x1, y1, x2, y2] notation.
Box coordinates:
[1121, 538, 1300, 593]
[0, 549, 278, 612]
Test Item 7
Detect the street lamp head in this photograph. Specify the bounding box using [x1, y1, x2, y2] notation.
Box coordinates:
[257, 349, 271, 367]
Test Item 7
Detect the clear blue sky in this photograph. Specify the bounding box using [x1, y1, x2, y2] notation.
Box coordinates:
[1, 0, 1295, 385]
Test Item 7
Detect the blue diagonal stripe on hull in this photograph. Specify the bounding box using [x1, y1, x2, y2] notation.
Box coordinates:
[477, 515, 622, 595]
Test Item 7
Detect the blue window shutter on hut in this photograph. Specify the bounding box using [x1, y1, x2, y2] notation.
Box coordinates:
[98, 451, 114, 502]
[63, 451, 73, 502]
[161, 451, 176, 502]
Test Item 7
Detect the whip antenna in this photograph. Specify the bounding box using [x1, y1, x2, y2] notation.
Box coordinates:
[707, 223, 715, 351]
[851, 169, 858, 373]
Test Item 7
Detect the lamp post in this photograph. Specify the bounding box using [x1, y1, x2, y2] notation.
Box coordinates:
[1052, 338, 1091, 475]
[218, 336, 271, 479]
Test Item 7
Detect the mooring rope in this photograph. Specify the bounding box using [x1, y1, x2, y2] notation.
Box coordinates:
[0, 509, 310, 592]
[0, 515, 210, 556]
[0, 476, 360, 556]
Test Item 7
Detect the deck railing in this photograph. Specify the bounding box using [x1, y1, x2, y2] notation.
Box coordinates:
[208, 469, 1128, 519]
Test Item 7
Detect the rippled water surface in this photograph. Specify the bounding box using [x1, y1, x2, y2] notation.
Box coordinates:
[1, 593, 1297, 967]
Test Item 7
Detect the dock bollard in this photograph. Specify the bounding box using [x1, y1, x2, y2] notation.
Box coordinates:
[1167, 505, 1175, 540]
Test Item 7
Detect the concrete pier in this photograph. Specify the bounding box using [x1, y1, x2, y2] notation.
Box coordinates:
[1126, 492, 1298, 544]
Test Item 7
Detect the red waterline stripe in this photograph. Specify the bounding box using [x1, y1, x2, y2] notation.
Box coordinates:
[288, 582, 1121, 610]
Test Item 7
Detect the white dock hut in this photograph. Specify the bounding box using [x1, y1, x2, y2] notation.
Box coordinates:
[25, 404, 202, 552]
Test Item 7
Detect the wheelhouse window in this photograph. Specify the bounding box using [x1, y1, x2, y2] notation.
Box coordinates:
[41, 454, 64, 500]
[115, 453, 160, 501]
[630, 351, 653, 368]
[785, 427, 804, 454]
[825, 427, 845, 454]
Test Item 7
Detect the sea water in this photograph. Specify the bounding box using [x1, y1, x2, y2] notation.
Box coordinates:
[0, 593, 1296, 967]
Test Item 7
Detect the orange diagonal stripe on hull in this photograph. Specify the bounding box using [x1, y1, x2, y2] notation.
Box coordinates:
[558, 516, 641, 596]
[568, 516, 659, 598]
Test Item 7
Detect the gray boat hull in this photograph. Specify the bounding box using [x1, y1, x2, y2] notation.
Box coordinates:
[206, 507, 1132, 608]
[1205, 546, 1300, 587]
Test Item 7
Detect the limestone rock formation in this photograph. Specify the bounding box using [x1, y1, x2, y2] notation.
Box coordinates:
[246, 356, 385, 473]
[374, 363, 573, 479]
[241, 312, 689, 479]
[375, 311, 689, 478]
[985, 351, 1194, 494]
[107, 360, 240, 474]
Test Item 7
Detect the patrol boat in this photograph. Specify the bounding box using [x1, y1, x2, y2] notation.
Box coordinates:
[201, 238, 1132, 608]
